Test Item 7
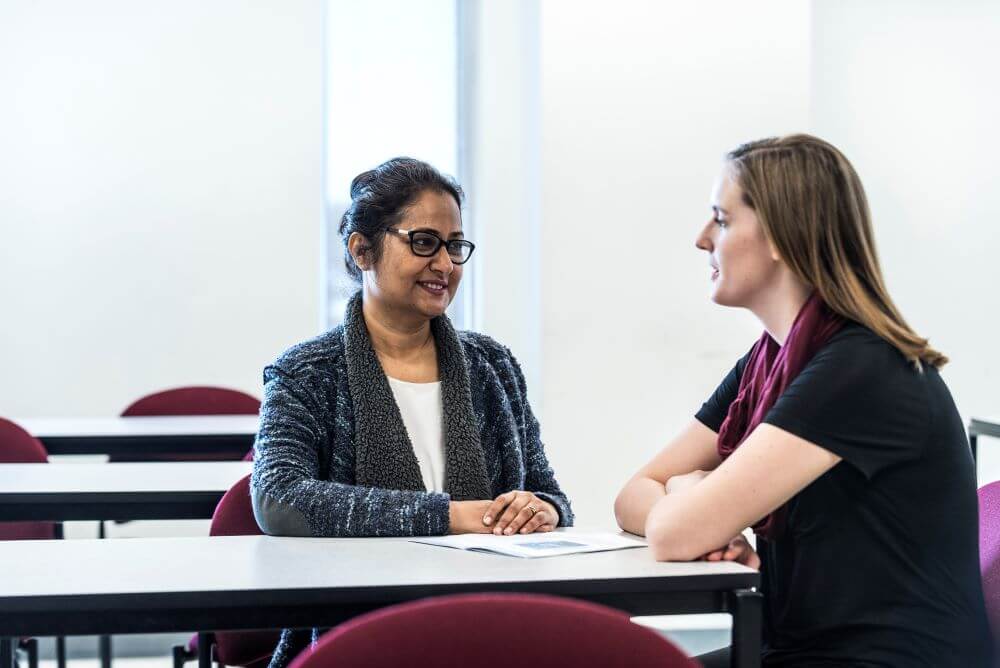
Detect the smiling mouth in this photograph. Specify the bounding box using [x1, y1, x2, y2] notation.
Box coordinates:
[418, 281, 448, 295]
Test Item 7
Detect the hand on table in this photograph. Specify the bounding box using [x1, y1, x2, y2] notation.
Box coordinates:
[483, 490, 558, 536]
[448, 500, 495, 534]
[700, 534, 760, 570]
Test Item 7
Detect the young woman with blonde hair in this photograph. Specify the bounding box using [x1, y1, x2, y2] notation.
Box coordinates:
[615, 135, 991, 666]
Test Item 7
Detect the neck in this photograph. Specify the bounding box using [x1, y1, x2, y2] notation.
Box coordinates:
[361, 292, 433, 360]
[749, 278, 812, 346]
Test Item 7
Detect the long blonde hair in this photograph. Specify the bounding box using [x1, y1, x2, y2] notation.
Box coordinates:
[727, 134, 946, 368]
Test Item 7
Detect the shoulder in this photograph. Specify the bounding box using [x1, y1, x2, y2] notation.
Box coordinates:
[809, 322, 914, 380]
[457, 329, 527, 390]
[457, 330, 513, 364]
[265, 326, 346, 383]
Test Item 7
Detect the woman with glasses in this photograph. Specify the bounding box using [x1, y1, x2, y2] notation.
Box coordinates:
[252, 157, 573, 668]
[614, 135, 991, 667]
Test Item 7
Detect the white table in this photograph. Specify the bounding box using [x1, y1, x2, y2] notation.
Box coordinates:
[17, 416, 259, 459]
[0, 530, 762, 668]
[0, 462, 252, 521]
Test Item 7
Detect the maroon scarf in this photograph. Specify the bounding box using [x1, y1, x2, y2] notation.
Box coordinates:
[717, 292, 845, 540]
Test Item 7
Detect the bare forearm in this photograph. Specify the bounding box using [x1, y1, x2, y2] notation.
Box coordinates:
[614, 477, 667, 536]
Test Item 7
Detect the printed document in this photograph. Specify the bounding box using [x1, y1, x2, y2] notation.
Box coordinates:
[410, 531, 646, 558]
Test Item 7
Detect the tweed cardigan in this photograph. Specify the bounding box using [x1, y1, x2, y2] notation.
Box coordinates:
[250, 306, 573, 539]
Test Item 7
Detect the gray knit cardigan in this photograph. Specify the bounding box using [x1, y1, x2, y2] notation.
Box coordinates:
[252, 293, 573, 668]
[250, 291, 573, 538]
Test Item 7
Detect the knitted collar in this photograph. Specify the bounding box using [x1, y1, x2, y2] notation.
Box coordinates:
[342, 291, 491, 500]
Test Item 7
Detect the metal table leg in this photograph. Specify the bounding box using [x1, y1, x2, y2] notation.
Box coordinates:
[730, 588, 762, 668]
[55, 637, 66, 668]
[100, 634, 112, 668]
[197, 632, 212, 668]
[1, 638, 14, 668]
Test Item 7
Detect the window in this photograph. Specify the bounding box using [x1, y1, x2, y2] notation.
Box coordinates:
[324, 0, 467, 328]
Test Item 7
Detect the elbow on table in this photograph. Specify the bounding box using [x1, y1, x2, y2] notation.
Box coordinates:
[612, 482, 648, 536]
[645, 516, 705, 562]
[251, 485, 313, 537]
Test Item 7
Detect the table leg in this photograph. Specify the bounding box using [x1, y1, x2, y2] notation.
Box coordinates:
[56, 636, 67, 668]
[1, 638, 13, 668]
[100, 634, 112, 668]
[730, 588, 762, 668]
[197, 632, 211, 668]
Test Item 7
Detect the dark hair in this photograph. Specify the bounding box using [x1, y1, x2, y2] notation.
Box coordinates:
[338, 157, 464, 283]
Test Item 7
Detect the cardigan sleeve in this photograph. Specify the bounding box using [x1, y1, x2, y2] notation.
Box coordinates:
[506, 351, 575, 527]
[250, 367, 451, 537]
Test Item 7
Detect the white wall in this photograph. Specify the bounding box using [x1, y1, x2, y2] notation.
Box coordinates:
[0, 0, 323, 417]
[462, 0, 544, 405]
[810, 0, 1000, 485]
[535, 0, 812, 525]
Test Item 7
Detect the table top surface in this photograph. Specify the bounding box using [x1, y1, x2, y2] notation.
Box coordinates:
[970, 415, 1000, 429]
[17, 415, 260, 438]
[0, 462, 252, 495]
[0, 529, 757, 599]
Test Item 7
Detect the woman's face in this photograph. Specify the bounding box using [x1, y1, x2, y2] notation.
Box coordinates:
[366, 189, 464, 321]
[695, 169, 781, 310]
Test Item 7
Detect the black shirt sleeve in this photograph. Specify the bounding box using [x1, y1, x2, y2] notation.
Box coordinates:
[763, 327, 930, 479]
[695, 347, 754, 433]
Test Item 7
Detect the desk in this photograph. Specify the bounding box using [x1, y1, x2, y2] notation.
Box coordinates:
[0, 462, 252, 521]
[17, 416, 258, 459]
[969, 416, 1000, 465]
[0, 530, 762, 668]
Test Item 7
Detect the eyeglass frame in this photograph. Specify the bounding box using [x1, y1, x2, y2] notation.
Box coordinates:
[387, 228, 476, 264]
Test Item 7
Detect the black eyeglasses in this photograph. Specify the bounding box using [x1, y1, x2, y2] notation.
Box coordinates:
[388, 229, 476, 264]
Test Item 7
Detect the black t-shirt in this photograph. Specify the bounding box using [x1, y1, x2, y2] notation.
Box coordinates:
[696, 323, 992, 667]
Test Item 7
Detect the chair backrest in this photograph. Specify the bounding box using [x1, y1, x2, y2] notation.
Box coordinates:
[209, 475, 262, 538]
[0, 417, 56, 540]
[122, 386, 260, 417]
[117, 386, 260, 462]
[979, 481, 1000, 644]
[210, 475, 278, 666]
[288, 593, 700, 668]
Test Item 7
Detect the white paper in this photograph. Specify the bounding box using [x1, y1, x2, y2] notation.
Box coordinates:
[410, 531, 646, 558]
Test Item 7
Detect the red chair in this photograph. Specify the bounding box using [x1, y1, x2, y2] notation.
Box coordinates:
[114, 386, 260, 462]
[0, 417, 62, 668]
[979, 481, 1000, 651]
[173, 475, 278, 668]
[288, 593, 700, 668]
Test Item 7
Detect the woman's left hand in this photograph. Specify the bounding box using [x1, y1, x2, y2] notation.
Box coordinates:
[701, 534, 760, 570]
[483, 490, 558, 535]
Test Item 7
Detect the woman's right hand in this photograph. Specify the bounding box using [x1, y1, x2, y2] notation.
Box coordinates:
[447, 500, 494, 534]
[701, 534, 760, 569]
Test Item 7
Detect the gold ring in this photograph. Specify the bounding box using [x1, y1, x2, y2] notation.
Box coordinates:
[526, 505, 537, 516]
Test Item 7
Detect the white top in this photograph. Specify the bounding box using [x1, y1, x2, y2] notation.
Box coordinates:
[387, 377, 445, 492]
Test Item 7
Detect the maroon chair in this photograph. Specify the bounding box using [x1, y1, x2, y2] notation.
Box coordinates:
[288, 593, 700, 668]
[114, 386, 260, 462]
[979, 481, 1000, 652]
[0, 417, 56, 540]
[173, 475, 278, 668]
[0, 417, 61, 668]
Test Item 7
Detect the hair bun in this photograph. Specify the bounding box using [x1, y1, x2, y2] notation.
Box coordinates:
[349, 169, 378, 200]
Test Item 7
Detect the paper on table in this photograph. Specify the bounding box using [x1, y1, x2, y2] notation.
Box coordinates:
[410, 531, 646, 558]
